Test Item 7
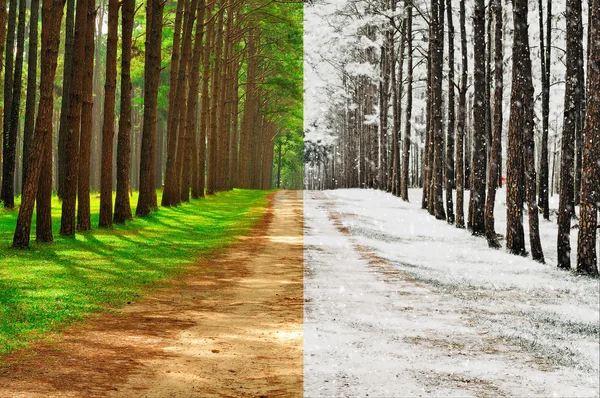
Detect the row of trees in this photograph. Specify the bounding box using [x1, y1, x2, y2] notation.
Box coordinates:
[0, 0, 302, 247]
[304, 0, 599, 275]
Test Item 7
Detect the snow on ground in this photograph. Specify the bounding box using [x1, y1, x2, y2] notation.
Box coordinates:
[304, 188, 599, 397]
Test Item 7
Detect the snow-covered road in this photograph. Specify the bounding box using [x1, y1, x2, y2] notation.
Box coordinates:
[304, 188, 599, 397]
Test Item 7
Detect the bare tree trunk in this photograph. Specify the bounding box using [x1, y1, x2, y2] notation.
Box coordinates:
[197, 2, 214, 196]
[188, 0, 206, 199]
[136, 0, 164, 217]
[445, 0, 455, 223]
[174, 0, 199, 201]
[161, 0, 184, 200]
[207, 6, 225, 195]
[576, 0, 599, 275]
[113, 0, 134, 223]
[558, 0, 584, 269]
[537, 0, 551, 220]
[470, 0, 487, 234]
[400, 3, 412, 201]
[13, 0, 65, 247]
[506, 0, 528, 256]
[0, 0, 7, 190]
[22, 0, 40, 188]
[455, 0, 467, 228]
[98, 0, 119, 227]
[60, 0, 89, 235]
[485, 0, 503, 248]
[56, 0, 75, 199]
[77, 0, 97, 232]
[2, 0, 26, 208]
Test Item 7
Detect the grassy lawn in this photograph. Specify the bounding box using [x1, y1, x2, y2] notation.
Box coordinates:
[0, 189, 269, 355]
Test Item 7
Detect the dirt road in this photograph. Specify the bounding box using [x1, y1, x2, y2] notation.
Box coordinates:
[0, 190, 303, 398]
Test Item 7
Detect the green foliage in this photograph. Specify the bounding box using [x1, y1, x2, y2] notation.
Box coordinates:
[273, 129, 304, 189]
[0, 190, 268, 356]
[252, 0, 304, 188]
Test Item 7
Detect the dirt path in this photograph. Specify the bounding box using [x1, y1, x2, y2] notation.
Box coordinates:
[0, 190, 303, 398]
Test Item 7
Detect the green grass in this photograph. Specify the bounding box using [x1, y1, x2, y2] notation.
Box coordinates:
[0, 189, 269, 355]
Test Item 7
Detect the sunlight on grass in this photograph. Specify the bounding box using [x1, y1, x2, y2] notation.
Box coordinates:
[0, 189, 269, 355]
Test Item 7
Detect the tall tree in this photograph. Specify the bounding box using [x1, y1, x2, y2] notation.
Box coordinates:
[2, 0, 26, 208]
[136, 0, 164, 217]
[197, 1, 215, 197]
[431, 0, 445, 220]
[13, 0, 66, 247]
[506, 0, 529, 256]
[207, 5, 225, 195]
[484, 0, 503, 248]
[0, 0, 7, 182]
[445, 0, 455, 223]
[470, 0, 487, 235]
[161, 0, 186, 207]
[56, 0, 76, 199]
[173, 0, 199, 201]
[1, 0, 17, 200]
[98, 0, 120, 227]
[455, 0, 467, 229]
[400, 2, 412, 202]
[520, 0, 545, 263]
[60, 0, 89, 236]
[537, 0, 551, 220]
[113, 0, 134, 224]
[187, 0, 207, 200]
[77, 0, 96, 232]
[576, 0, 599, 276]
[22, 0, 40, 188]
[557, 0, 584, 269]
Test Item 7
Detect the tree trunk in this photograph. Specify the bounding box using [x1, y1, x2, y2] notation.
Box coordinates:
[136, 0, 164, 217]
[1, 0, 17, 200]
[207, 6, 225, 194]
[421, 32, 432, 210]
[520, 5, 545, 262]
[161, 0, 189, 207]
[57, 0, 76, 199]
[175, 0, 199, 202]
[470, 0, 487, 234]
[0, 0, 6, 188]
[197, 2, 214, 196]
[455, 0, 467, 229]
[113, 0, 134, 223]
[506, 0, 528, 256]
[77, 0, 96, 232]
[558, 0, 584, 269]
[485, 0, 503, 248]
[22, 0, 40, 189]
[576, 0, 599, 275]
[400, 3, 412, 201]
[537, 0, 551, 220]
[13, 0, 65, 247]
[239, 28, 257, 189]
[60, 0, 90, 235]
[2, 0, 26, 208]
[188, 0, 206, 199]
[98, 0, 119, 227]
[445, 0, 455, 223]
